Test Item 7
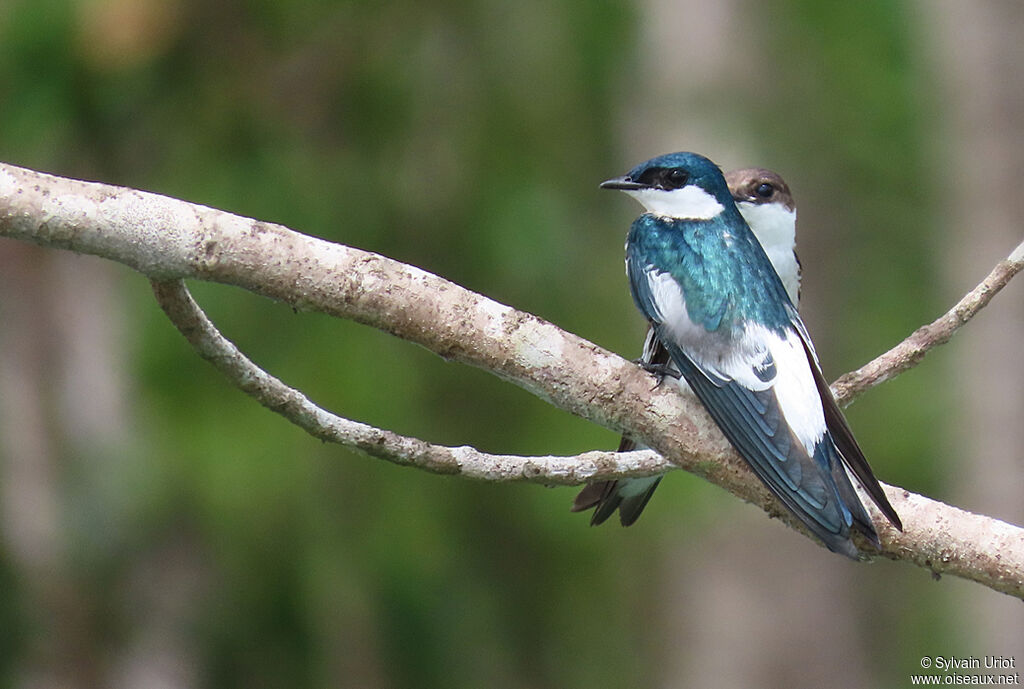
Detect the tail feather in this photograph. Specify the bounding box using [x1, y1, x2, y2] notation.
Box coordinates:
[572, 475, 663, 526]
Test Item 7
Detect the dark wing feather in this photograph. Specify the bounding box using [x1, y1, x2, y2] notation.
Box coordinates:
[572, 481, 609, 513]
[798, 335, 903, 531]
[627, 251, 662, 323]
[571, 326, 670, 526]
[614, 477, 662, 526]
[626, 254, 866, 554]
[572, 474, 663, 526]
[573, 346, 667, 524]
[660, 338, 866, 558]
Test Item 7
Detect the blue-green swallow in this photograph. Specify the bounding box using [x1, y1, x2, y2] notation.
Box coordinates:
[574, 168, 800, 527]
[584, 152, 900, 557]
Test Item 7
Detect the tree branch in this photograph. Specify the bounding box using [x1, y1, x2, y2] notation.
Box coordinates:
[832, 238, 1024, 406]
[3, 161, 1024, 598]
[149, 278, 673, 484]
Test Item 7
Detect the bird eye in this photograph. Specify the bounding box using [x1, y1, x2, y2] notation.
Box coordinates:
[665, 169, 689, 189]
[755, 182, 774, 198]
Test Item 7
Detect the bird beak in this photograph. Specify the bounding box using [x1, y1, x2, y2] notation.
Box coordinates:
[599, 176, 645, 190]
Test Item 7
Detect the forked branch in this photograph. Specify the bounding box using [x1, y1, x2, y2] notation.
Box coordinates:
[2, 161, 1023, 598]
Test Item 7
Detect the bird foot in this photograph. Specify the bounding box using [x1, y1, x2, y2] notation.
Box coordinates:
[636, 361, 680, 389]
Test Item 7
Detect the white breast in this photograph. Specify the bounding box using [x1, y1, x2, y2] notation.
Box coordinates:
[738, 202, 799, 306]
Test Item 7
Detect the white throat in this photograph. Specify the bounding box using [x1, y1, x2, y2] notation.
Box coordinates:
[626, 184, 724, 220]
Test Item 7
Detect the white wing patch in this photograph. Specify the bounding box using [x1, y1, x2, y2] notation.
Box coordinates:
[696, 323, 826, 453]
[641, 268, 683, 324]
[626, 184, 724, 220]
[642, 266, 747, 369]
[749, 324, 825, 453]
[639, 265, 825, 455]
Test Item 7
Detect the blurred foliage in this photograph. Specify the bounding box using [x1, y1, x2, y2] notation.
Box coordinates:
[0, 0, 989, 686]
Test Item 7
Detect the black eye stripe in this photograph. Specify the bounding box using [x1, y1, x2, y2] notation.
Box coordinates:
[634, 167, 690, 190]
[664, 168, 689, 189]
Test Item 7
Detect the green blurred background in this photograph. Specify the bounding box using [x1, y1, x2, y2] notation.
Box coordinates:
[1, 1, 1022, 687]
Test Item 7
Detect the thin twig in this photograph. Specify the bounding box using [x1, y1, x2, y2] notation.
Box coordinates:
[150, 278, 672, 484]
[832, 238, 1024, 406]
